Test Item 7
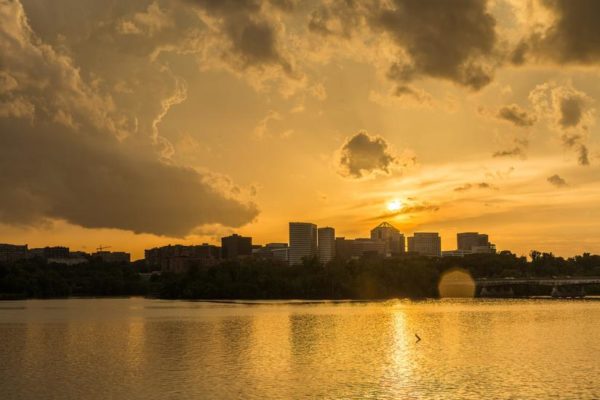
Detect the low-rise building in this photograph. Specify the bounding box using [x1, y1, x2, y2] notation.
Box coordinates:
[221, 234, 252, 259]
[0, 244, 29, 263]
[47, 257, 88, 266]
[29, 246, 70, 260]
[407, 233, 441, 257]
[334, 237, 386, 260]
[145, 244, 221, 273]
[93, 251, 131, 263]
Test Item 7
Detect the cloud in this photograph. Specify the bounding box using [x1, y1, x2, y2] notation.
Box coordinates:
[308, 0, 498, 91]
[253, 110, 281, 139]
[517, 0, 600, 64]
[529, 82, 594, 165]
[186, 0, 294, 74]
[528, 82, 594, 130]
[493, 147, 524, 158]
[117, 2, 172, 36]
[376, 0, 498, 90]
[367, 201, 439, 221]
[547, 174, 568, 187]
[454, 182, 496, 192]
[337, 131, 401, 179]
[496, 104, 536, 127]
[0, 0, 258, 236]
[578, 144, 590, 166]
[493, 138, 529, 159]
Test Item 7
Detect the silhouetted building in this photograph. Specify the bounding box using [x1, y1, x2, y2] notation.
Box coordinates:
[289, 222, 317, 265]
[335, 237, 354, 260]
[29, 246, 70, 260]
[0, 244, 29, 263]
[370, 222, 405, 255]
[442, 249, 472, 257]
[93, 251, 131, 263]
[252, 243, 289, 263]
[456, 232, 496, 254]
[457, 232, 488, 251]
[407, 233, 441, 257]
[221, 234, 252, 259]
[269, 245, 289, 263]
[334, 237, 386, 260]
[47, 257, 88, 265]
[352, 238, 386, 258]
[318, 227, 335, 264]
[145, 244, 221, 273]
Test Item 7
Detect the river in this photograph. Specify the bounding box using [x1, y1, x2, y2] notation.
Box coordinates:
[1, 298, 599, 399]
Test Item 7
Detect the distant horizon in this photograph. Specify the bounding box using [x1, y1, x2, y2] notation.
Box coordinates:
[3, 219, 597, 261]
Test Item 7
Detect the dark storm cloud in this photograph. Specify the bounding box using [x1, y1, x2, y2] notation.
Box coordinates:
[497, 104, 536, 127]
[547, 174, 568, 187]
[376, 0, 497, 90]
[519, 0, 600, 64]
[0, 0, 258, 236]
[337, 131, 397, 179]
[0, 120, 258, 236]
[308, 0, 498, 90]
[185, 0, 292, 73]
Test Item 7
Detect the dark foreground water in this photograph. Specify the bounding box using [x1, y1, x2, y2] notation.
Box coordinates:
[1, 298, 599, 399]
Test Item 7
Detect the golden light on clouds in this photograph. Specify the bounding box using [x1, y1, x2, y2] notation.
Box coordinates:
[1, 0, 600, 259]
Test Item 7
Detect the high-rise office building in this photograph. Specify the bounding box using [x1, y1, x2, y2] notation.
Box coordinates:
[221, 234, 252, 259]
[289, 222, 317, 265]
[318, 227, 335, 264]
[457, 232, 495, 254]
[407, 232, 441, 257]
[370, 222, 405, 255]
[457, 232, 488, 251]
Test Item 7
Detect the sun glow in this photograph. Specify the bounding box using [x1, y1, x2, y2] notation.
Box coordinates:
[387, 199, 402, 212]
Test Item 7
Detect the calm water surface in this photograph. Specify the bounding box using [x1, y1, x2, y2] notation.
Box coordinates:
[1, 298, 599, 399]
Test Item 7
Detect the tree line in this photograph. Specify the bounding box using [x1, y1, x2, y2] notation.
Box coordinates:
[1, 251, 599, 300]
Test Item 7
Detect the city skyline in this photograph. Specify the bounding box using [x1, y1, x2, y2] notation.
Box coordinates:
[2, 1, 600, 260]
[1, 220, 499, 262]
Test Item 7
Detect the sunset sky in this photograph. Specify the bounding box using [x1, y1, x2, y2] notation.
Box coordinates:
[2, 0, 600, 259]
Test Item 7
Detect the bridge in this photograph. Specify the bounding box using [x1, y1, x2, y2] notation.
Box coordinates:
[474, 276, 600, 298]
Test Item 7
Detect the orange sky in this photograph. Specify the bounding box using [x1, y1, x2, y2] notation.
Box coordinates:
[1, 0, 600, 259]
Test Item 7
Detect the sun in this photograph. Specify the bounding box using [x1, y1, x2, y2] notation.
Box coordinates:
[387, 199, 402, 212]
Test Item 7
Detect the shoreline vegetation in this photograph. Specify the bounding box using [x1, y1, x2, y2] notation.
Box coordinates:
[1, 251, 600, 300]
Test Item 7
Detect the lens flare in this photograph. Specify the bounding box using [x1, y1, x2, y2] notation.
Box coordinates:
[438, 268, 476, 298]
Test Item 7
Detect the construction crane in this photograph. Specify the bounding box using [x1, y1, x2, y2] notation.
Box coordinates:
[96, 245, 112, 252]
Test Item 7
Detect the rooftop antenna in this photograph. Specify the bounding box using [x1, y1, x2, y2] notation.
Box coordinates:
[96, 245, 112, 252]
